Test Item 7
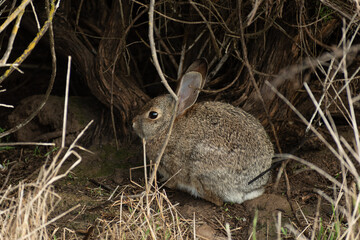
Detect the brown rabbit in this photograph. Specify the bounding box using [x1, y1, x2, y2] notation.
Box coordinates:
[132, 59, 273, 206]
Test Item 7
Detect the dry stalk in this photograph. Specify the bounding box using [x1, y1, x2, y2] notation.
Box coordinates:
[283, 223, 307, 240]
[61, 56, 72, 148]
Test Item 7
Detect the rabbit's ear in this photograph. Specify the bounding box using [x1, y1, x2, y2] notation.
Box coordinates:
[176, 59, 208, 116]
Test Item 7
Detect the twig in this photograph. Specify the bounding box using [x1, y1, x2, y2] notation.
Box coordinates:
[88, 179, 113, 192]
[0, 0, 60, 84]
[61, 56, 71, 148]
[226, 223, 232, 240]
[75, 0, 84, 26]
[307, 18, 360, 131]
[133, 0, 219, 25]
[142, 138, 151, 218]
[147, 102, 178, 188]
[107, 185, 119, 201]
[202, 63, 244, 94]
[0, 142, 55, 146]
[276, 211, 281, 240]
[148, 0, 177, 100]
[177, 37, 186, 79]
[247, 0, 263, 26]
[154, 25, 178, 70]
[0, 0, 58, 139]
[0, 0, 31, 34]
[190, 0, 221, 58]
[0, 8, 24, 64]
[110, 51, 120, 149]
[30, 1, 40, 30]
[269, 44, 360, 92]
[0, 103, 14, 108]
[186, 28, 207, 53]
[342, 24, 360, 155]
[208, 42, 231, 80]
[0, 63, 19, 68]
[283, 223, 307, 240]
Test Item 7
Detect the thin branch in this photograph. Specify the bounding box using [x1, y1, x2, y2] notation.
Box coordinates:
[148, 0, 177, 100]
[0, 103, 14, 108]
[0, 0, 31, 34]
[30, 1, 40, 30]
[190, 0, 221, 58]
[203, 63, 243, 94]
[142, 138, 150, 218]
[75, 0, 84, 26]
[177, 37, 186, 79]
[0, 8, 24, 64]
[0, 142, 55, 146]
[148, 103, 179, 188]
[0, 0, 60, 84]
[154, 25, 178, 70]
[133, 0, 220, 25]
[0, 0, 58, 139]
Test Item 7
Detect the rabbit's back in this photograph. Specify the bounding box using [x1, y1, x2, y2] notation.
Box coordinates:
[153, 101, 273, 167]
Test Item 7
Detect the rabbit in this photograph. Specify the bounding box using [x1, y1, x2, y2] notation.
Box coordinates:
[132, 59, 274, 206]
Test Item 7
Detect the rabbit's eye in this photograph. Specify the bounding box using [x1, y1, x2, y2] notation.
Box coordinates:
[148, 111, 159, 119]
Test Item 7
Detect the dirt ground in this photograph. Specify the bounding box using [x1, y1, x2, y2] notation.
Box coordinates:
[0, 96, 349, 239]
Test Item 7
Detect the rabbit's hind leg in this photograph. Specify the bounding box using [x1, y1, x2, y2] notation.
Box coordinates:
[196, 179, 224, 206]
[177, 179, 224, 206]
[201, 187, 224, 206]
[223, 187, 264, 204]
[242, 188, 265, 202]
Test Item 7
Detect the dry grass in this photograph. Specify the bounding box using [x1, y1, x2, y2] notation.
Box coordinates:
[0, 148, 81, 240]
[94, 189, 193, 239]
[267, 19, 360, 239]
